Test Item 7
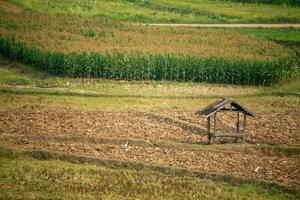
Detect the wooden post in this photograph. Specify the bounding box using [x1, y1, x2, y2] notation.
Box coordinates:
[235, 112, 240, 142]
[214, 112, 217, 134]
[236, 112, 240, 133]
[213, 112, 217, 144]
[242, 112, 247, 142]
[207, 116, 211, 144]
[243, 112, 247, 132]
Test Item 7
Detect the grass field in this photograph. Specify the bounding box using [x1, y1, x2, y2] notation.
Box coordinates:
[1, 148, 298, 200]
[219, 28, 300, 46]
[0, 1, 299, 84]
[0, 0, 299, 199]
[8, 0, 300, 23]
[0, 5, 291, 59]
[0, 56, 299, 111]
[226, 0, 300, 6]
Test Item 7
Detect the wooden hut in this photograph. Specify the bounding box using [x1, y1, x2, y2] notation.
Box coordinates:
[196, 98, 257, 144]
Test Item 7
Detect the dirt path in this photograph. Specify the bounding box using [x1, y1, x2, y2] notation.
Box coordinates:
[134, 23, 300, 28]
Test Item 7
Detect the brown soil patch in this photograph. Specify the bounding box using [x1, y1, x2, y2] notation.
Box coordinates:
[0, 109, 205, 144]
[0, 1, 22, 14]
[0, 109, 299, 145]
[0, 109, 299, 187]
[1, 137, 299, 188]
[152, 110, 300, 145]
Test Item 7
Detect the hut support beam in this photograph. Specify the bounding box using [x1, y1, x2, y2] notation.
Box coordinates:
[242, 112, 247, 142]
[235, 112, 240, 142]
[214, 112, 217, 134]
[243, 112, 247, 132]
[213, 112, 217, 143]
[207, 116, 211, 144]
[237, 112, 240, 133]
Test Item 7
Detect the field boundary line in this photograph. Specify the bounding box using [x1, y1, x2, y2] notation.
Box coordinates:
[1, 85, 299, 99]
[2, 133, 298, 157]
[0, 86, 257, 99]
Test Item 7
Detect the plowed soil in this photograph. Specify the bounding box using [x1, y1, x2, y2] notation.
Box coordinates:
[1, 109, 299, 145]
[0, 109, 299, 188]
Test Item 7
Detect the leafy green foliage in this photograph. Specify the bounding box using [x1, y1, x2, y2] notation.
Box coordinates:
[0, 37, 298, 85]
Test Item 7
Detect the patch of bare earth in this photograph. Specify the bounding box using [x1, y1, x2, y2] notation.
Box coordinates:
[0, 109, 299, 145]
[0, 109, 299, 188]
[0, 109, 205, 144]
[1, 137, 299, 188]
[151, 110, 300, 146]
[0, 1, 22, 14]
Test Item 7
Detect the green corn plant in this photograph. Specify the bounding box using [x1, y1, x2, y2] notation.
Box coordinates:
[0, 36, 298, 85]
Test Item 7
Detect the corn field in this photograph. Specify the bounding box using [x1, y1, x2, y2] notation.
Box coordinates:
[0, 37, 298, 85]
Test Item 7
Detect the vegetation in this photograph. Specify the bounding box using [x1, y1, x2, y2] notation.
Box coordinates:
[0, 56, 299, 112]
[223, 28, 300, 42]
[0, 148, 298, 200]
[0, 56, 299, 199]
[223, 28, 300, 47]
[0, 37, 298, 85]
[0, 7, 290, 60]
[0, 1, 299, 199]
[8, 0, 300, 23]
[227, 0, 300, 7]
[0, 4, 299, 85]
[0, 1, 298, 85]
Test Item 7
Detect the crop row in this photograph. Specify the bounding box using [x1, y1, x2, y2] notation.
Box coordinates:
[0, 37, 298, 85]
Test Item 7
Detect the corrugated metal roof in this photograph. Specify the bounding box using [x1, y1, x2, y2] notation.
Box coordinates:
[195, 98, 257, 117]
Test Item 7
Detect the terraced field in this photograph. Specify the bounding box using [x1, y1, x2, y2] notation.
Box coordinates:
[0, 55, 299, 199]
[0, 0, 299, 199]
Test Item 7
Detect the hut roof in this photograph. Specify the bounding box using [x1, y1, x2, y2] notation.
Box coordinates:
[195, 98, 257, 117]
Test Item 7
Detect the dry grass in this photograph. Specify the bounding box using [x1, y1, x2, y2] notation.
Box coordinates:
[0, 0, 21, 14]
[1, 148, 298, 200]
[0, 8, 291, 61]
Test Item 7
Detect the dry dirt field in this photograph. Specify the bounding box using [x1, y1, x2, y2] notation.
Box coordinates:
[1, 109, 299, 188]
